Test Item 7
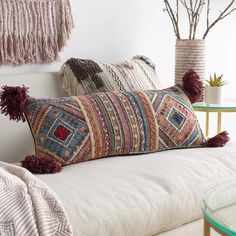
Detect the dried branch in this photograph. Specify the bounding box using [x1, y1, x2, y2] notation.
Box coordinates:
[190, 0, 193, 12]
[206, 0, 210, 28]
[192, 0, 205, 39]
[193, 0, 198, 12]
[163, 0, 181, 39]
[180, 0, 205, 39]
[163, 7, 178, 38]
[176, 0, 179, 25]
[180, 0, 192, 39]
[163, 0, 236, 39]
[203, 0, 236, 39]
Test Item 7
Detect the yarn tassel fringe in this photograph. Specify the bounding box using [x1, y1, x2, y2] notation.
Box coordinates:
[59, 0, 74, 51]
[0, 85, 29, 122]
[182, 69, 203, 104]
[0, 0, 74, 65]
[203, 131, 230, 147]
[21, 155, 62, 174]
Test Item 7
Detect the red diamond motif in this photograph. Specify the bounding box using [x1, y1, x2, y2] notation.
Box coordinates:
[54, 125, 71, 141]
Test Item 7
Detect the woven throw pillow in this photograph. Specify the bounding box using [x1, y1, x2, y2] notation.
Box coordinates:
[60, 55, 161, 96]
[21, 87, 205, 165]
[0, 86, 202, 166]
[0, 70, 229, 172]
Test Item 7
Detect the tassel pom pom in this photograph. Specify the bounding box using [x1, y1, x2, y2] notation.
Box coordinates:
[182, 69, 203, 104]
[203, 131, 230, 147]
[0, 85, 29, 122]
[21, 155, 62, 174]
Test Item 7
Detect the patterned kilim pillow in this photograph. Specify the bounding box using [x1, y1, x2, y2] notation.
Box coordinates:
[0, 70, 229, 173]
[60, 55, 161, 96]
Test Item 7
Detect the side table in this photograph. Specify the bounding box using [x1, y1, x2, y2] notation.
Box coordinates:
[202, 180, 236, 236]
[193, 102, 236, 137]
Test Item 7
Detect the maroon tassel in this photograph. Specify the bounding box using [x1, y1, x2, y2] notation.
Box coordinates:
[21, 155, 62, 174]
[0, 85, 29, 122]
[182, 69, 203, 104]
[203, 131, 230, 147]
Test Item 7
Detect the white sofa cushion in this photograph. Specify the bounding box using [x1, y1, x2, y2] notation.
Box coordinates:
[37, 142, 236, 236]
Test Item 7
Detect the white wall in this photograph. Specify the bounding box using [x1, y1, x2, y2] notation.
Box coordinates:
[1, 0, 235, 88]
[0, 0, 236, 138]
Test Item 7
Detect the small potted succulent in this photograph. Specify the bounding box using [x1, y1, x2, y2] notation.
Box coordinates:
[205, 73, 227, 104]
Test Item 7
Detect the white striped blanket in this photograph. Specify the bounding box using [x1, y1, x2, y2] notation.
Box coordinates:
[0, 161, 72, 236]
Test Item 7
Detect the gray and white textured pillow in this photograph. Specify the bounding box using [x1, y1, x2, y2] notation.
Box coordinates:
[60, 55, 161, 96]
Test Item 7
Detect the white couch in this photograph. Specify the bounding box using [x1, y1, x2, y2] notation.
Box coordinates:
[1, 72, 234, 236]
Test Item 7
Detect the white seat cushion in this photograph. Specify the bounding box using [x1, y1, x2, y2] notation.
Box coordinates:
[37, 142, 236, 236]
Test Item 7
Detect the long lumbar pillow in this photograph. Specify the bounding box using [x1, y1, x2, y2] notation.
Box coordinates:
[0, 70, 229, 174]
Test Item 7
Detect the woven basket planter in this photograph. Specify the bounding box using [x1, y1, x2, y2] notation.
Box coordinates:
[175, 39, 206, 101]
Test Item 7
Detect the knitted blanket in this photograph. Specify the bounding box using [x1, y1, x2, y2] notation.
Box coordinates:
[0, 161, 73, 236]
[0, 0, 73, 65]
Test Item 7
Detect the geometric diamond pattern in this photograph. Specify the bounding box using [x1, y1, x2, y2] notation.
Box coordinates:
[167, 107, 186, 131]
[48, 119, 76, 147]
[26, 101, 90, 165]
[145, 88, 203, 147]
[54, 125, 71, 142]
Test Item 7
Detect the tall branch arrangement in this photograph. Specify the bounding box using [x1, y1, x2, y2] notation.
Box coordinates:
[163, 0, 236, 39]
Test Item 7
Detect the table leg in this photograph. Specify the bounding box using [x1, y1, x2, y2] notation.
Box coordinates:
[206, 112, 209, 137]
[217, 112, 222, 134]
[204, 218, 210, 236]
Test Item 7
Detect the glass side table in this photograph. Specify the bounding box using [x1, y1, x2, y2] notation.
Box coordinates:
[193, 101, 236, 137]
[202, 180, 236, 236]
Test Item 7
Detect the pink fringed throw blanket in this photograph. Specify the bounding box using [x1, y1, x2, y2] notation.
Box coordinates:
[0, 0, 73, 65]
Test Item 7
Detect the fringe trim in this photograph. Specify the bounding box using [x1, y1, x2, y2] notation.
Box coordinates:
[202, 131, 230, 147]
[0, 0, 74, 65]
